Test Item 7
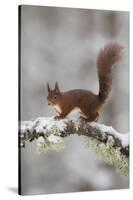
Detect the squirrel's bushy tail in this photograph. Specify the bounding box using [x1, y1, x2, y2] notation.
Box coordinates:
[97, 42, 123, 103]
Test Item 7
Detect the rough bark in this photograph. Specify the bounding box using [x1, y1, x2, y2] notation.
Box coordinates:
[19, 117, 129, 176]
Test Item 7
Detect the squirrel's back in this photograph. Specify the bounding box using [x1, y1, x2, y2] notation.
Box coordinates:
[97, 42, 123, 103]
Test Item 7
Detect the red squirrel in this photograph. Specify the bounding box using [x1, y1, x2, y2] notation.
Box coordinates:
[47, 43, 123, 122]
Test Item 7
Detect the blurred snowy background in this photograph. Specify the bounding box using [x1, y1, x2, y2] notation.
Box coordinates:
[20, 5, 129, 195]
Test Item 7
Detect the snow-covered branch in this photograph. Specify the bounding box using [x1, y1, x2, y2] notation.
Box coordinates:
[19, 117, 129, 176]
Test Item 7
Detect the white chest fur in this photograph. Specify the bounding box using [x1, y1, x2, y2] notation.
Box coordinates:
[53, 105, 62, 114]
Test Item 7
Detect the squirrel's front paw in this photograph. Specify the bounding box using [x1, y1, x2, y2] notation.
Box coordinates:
[54, 115, 60, 120]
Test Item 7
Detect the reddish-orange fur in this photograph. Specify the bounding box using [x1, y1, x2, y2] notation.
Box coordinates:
[47, 43, 123, 122]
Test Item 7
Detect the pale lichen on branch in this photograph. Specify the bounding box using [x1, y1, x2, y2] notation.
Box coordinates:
[19, 117, 129, 176]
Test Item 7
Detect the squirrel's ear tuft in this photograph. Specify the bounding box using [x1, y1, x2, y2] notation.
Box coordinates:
[47, 82, 50, 92]
[55, 81, 60, 92]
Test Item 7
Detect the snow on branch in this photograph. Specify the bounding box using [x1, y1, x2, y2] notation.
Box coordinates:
[19, 117, 129, 176]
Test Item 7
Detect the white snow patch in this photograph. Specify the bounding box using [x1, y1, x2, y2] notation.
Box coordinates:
[34, 117, 67, 132]
[20, 124, 26, 133]
[37, 136, 45, 144]
[116, 132, 129, 147]
[55, 119, 67, 131]
[20, 121, 34, 133]
[90, 122, 129, 147]
[35, 126, 45, 133]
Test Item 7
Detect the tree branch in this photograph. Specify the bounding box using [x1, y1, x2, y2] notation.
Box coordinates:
[19, 117, 129, 176]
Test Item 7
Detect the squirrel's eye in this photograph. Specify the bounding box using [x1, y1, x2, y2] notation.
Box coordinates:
[54, 96, 57, 99]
